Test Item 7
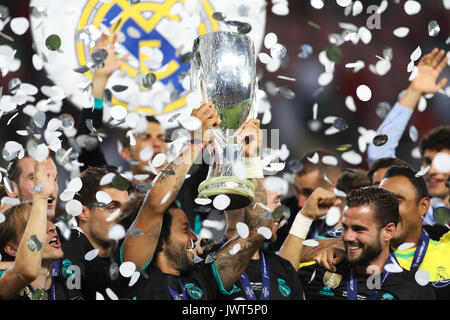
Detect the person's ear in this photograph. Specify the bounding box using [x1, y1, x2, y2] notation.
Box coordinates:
[4, 241, 18, 257]
[4, 180, 19, 198]
[382, 222, 396, 242]
[78, 205, 90, 223]
[418, 197, 430, 219]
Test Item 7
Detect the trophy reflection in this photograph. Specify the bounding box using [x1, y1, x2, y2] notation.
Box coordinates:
[190, 31, 259, 210]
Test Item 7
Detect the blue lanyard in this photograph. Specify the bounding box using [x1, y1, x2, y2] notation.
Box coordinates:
[28, 260, 58, 300]
[346, 252, 396, 300]
[168, 279, 188, 300]
[410, 230, 430, 274]
[239, 249, 270, 300]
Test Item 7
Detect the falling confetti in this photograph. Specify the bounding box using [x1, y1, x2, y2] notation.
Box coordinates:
[27, 234, 43, 252]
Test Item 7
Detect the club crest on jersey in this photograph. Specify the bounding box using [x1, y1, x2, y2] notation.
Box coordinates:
[277, 278, 291, 297]
[323, 271, 343, 289]
[185, 283, 203, 300]
[433, 266, 450, 288]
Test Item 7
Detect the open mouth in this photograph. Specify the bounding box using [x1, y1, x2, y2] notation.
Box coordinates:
[187, 240, 195, 256]
[47, 196, 55, 206]
[48, 235, 61, 248]
[346, 243, 362, 253]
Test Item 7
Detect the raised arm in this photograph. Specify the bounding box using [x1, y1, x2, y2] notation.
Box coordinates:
[0, 160, 53, 299]
[367, 48, 448, 166]
[121, 103, 220, 269]
[213, 119, 271, 290]
[278, 187, 341, 270]
[79, 32, 129, 171]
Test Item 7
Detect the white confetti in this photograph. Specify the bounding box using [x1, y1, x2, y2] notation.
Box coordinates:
[213, 194, 231, 210]
[151, 153, 166, 168]
[341, 150, 362, 165]
[96, 191, 112, 205]
[139, 146, 154, 162]
[432, 152, 450, 173]
[10, 17, 29, 36]
[129, 271, 141, 287]
[393, 27, 410, 38]
[384, 263, 403, 273]
[65, 199, 83, 216]
[229, 243, 241, 255]
[106, 209, 121, 222]
[307, 152, 319, 164]
[108, 224, 126, 241]
[110, 105, 128, 121]
[415, 269, 430, 286]
[345, 96, 357, 112]
[356, 85, 372, 101]
[236, 222, 249, 239]
[325, 207, 341, 226]
[160, 191, 172, 205]
[397, 242, 416, 251]
[302, 239, 320, 247]
[257, 226, 272, 240]
[100, 172, 116, 186]
[322, 155, 338, 166]
[105, 288, 119, 300]
[67, 177, 82, 192]
[195, 197, 211, 205]
[84, 249, 99, 261]
[404, 0, 421, 15]
[119, 261, 136, 278]
[410, 46, 422, 62]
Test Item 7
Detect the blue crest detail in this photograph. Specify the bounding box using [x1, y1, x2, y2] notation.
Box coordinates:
[277, 278, 291, 297]
[185, 283, 203, 300]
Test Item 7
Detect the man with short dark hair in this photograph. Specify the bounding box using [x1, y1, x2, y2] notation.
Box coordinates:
[267, 150, 342, 252]
[418, 125, 450, 225]
[368, 157, 412, 186]
[55, 165, 131, 300]
[295, 186, 435, 300]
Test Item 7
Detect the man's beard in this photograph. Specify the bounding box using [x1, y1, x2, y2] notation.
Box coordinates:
[164, 239, 193, 274]
[345, 233, 383, 268]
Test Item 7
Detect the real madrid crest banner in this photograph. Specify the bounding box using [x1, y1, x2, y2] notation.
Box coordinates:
[29, 0, 266, 123]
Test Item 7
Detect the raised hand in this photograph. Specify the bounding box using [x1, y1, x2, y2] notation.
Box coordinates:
[92, 32, 130, 98]
[191, 102, 221, 146]
[235, 119, 263, 158]
[300, 187, 341, 220]
[33, 159, 54, 202]
[93, 32, 129, 78]
[410, 48, 448, 94]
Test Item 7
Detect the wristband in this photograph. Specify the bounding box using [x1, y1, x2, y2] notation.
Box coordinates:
[93, 97, 104, 110]
[243, 157, 263, 179]
[288, 212, 313, 239]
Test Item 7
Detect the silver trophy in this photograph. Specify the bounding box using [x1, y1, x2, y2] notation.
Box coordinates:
[190, 31, 259, 210]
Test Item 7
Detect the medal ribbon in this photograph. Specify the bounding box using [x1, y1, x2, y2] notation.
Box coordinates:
[410, 230, 430, 274]
[346, 251, 396, 300]
[168, 279, 189, 300]
[239, 249, 270, 300]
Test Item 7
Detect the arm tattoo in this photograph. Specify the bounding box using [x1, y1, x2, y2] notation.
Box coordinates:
[214, 178, 268, 289]
[215, 236, 261, 289]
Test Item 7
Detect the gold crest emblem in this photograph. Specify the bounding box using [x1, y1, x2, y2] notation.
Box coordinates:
[323, 271, 343, 289]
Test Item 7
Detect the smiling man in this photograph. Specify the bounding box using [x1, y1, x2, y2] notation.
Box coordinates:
[296, 186, 435, 300]
[419, 126, 450, 225]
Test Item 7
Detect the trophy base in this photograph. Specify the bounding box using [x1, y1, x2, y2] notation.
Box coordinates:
[198, 176, 255, 210]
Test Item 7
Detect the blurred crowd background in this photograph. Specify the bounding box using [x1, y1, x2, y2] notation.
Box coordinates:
[0, 0, 449, 218]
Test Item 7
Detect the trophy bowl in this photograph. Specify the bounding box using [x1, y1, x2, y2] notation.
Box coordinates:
[191, 31, 259, 210]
